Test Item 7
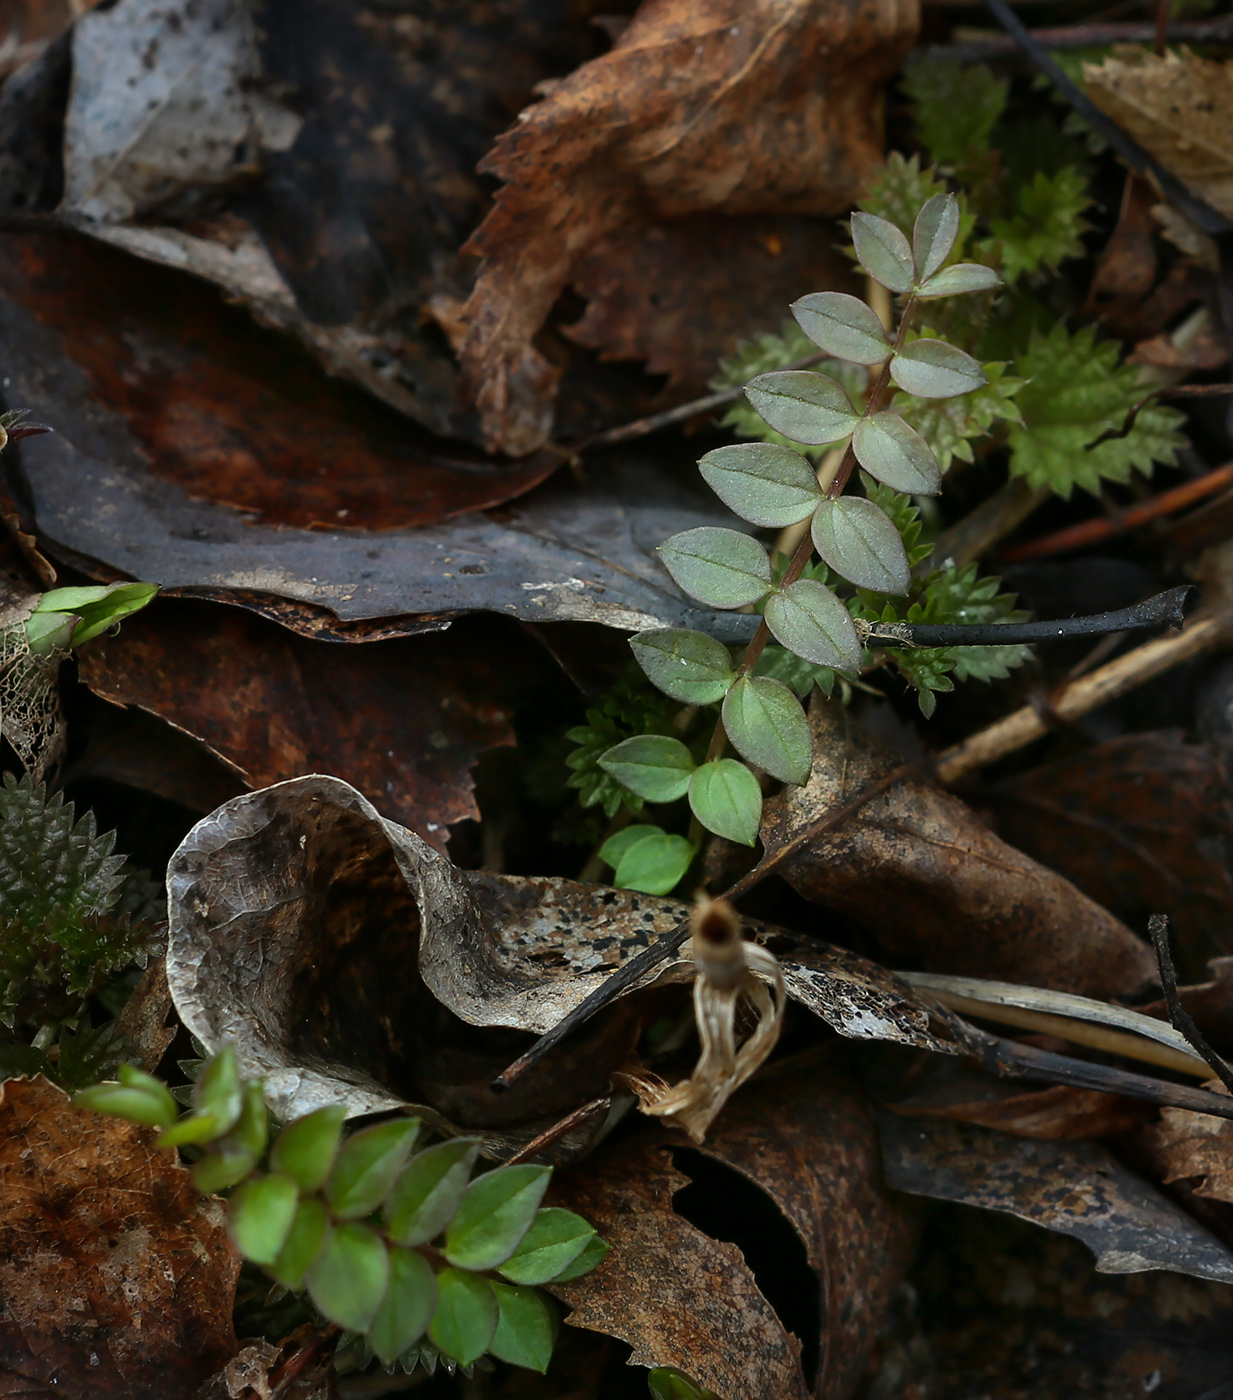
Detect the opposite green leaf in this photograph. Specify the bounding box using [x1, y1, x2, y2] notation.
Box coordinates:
[649, 1368, 721, 1400]
[598, 736, 695, 804]
[269, 1197, 331, 1290]
[721, 676, 812, 786]
[697, 443, 822, 528]
[763, 579, 862, 672]
[688, 760, 762, 847]
[489, 1282, 557, 1373]
[33, 581, 159, 647]
[912, 193, 960, 282]
[190, 1140, 260, 1194]
[307, 1222, 390, 1333]
[429, 1269, 499, 1366]
[612, 832, 695, 897]
[158, 1111, 227, 1149]
[74, 1081, 178, 1128]
[743, 371, 859, 446]
[630, 628, 736, 705]
[445, 1164, 552, 1271]
[385, 1138, 482, 1247]
[916, 262, 1001, 298]
[498, 1208, 597, 1286]
[231, 1080, 270, 1159]
[791, 292, 889, 365]
[850, 211, 914, 294]
[658, 527, 773, 608]
[270, 1104, 348, 1194]
[600, 824, 666, 870]
[368, 1246, 437, 1366]
[890, 340, 987, 399]
[548, 1230, 611, 1281]
[228, 1172, 299, 1266]
[852, 413, 941, 495]
[811, 497, 910, 595]
[325, 1118, 421, 1222]
[193, 1045, 244, 1138]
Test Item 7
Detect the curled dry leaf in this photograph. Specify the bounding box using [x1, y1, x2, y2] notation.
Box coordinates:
[1139, 1096, 1233, 1206]
[165, 775, 967, 1155]
[0, 1075, 240, 1398]
[760, 700, 1158, 999]
[456, 0, 919, 454]
[550, 1070, 916, 1400]
[880, 1115, 1233, 1284]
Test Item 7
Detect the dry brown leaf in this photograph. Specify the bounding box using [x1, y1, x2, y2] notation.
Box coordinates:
[550, 1070, 915, 1399]
[456, 0, 918, 454]
[760, 701, 1158, 1000]
[1085, 49, 1233, 220]
[1140, 1094, 1233, 1204]
[0, 1075, 240, 1399]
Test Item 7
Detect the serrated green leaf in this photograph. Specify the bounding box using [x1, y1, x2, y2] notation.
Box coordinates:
[811, 498, 910, 595]
[489, 1282, 557, 1373]
[429, 1269, 499, 1366]
[385, 1138, 482, 1247]
[270, 1104, 348, 1194]
[600, 824, 665, 870]
[890, 340, 987, 399]
[1007, 322, 1184, 496]
[269, 1197, 331, 1290]
[913, 193, 960, 282]
[991, 166, 1091, 283]
[791, 292, 889, 365]
[859, 156, 971, 248]
[326, 1119, 421, 1221]
[74, 1080, 178, 1127]
[697, 442, 822, 527]
[658, 527, 772, 608]
[917, 263, 1001, 299]
[564, 678, 674, 820]
[445, 1164, 551, 1271]
[763, 579, 862, 672]
[744, 371, 859, 447]
[902, 55, 1008, 169]
[892, 362, 1023, 472]
[753, 644, 837, 700]
[721, 677, 811, 786]
[598, 736, 695, 804]
[688, 760, 762, 847]
[630, 629, 735, 705]
[307, 1222, 389, 1333]
[498, 1208, 597, 1286]
[368, 1247, 437, 1366]
[548, 1230, 611, 1281]
[612, 832, 695, 897]
[851, 212, 914, 293]
[228, 1172, 299, 1265]
[852, 413, 941, 495]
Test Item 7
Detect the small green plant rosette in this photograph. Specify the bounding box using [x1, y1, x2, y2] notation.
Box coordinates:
[598, 735, 694, 804]
[307, 1221, 390, 1333]
[763, 579, 862, 672]
[721, 676, 811, 787]
[657, 527, 773, 608]
[811, 496, 911, 596]
[384, 1138, 481, 1247]
[444, 1164, 551, 1272]
[697, 443, 823, 528]
[367, 1246, 437, 1366]
[489, 1281, 558, 1373]
[743, 370, 859, 447]
[688, 759, 762, 847]
[324, 1118, 420, 1221]
[270, 1103, 348, 1193]
[630, 628, 736, 705]
[429, 1268, 499, 1366]
[790, 291, 890, 365]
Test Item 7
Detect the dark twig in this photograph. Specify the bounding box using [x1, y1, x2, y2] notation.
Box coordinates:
[862, 585, 1190, 648]
[1149, 913, 1233, 1096]
[1086, 384, 1233, 452]
[983, 0, 1233, 238]
[502, 1097, 611, 1165]
[932, 18, 1233, 63]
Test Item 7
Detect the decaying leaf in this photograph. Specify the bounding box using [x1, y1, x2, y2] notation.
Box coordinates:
[0, 574, 63, 779]
[456, 0, 919, 453]
[0, 1074, 240, 1398]
[760, 701, 1158, 999]
[550, 1070, 915, 1400]
[1139, 1094, 1233, 1205]
[113, 955, 176, 1075]
[1085, 49, 1233, 222]
[164, 775, 966, 1152]
[880, 1114, 1233, 1284]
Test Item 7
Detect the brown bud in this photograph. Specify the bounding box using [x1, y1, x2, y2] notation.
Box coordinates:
[689, 893, 745, 991]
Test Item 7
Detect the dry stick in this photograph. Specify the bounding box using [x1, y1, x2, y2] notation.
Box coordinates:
[1148, 914, 1233, 1097]
[935, 19, 1233, 63]
[503, 1096, 613, 1166]
[936, 607, 1233, 784]
[1087, 384, 1233, 452]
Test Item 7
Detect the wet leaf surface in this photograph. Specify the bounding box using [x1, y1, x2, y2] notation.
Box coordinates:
[0, 1075, 240, 1398]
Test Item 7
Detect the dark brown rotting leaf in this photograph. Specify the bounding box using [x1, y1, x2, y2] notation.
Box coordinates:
[0, 1075, 240, 1399]
[113, 956, 176, 1075]
[991, 733, 1233, 979]
[760, 700, 1158, 1000]
[880, 1114, 1233, 1283]
[456, 0, 918, 453]
[76, 601, 516, 850]
[549, 1070, 915, 1400]
[1139, 1094, 1233, 1206]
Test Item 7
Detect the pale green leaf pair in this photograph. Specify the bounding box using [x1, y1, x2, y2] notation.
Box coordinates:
[600, 824, 695, 895]
[850, 195, 1000, 299]
[598, 738, 762, 846]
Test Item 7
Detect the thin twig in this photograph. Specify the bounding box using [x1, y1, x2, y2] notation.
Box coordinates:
[503, 1097, 613, 1165]
[1148, 913, 1233, 1096]
[932, 17, 1233, 63]
[1087, 385, 1233, 452]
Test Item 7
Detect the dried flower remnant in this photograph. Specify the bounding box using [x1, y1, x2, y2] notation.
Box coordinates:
[634, 896, 785, 1143]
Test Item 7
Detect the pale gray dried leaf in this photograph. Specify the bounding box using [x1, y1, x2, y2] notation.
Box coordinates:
[0, 579, 64, 782]
[880, 1114, 1233, 1284]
